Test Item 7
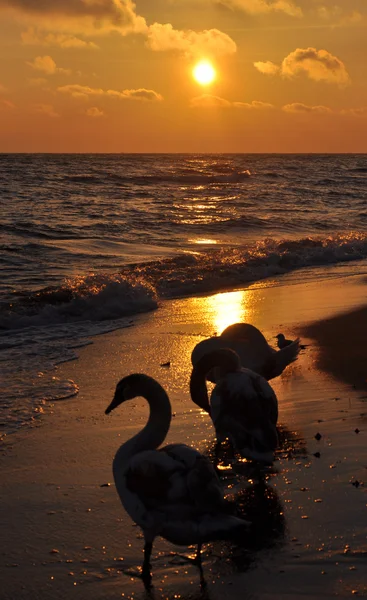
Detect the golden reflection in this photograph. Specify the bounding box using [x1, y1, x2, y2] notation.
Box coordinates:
[206, 290, 250, 333]
[190, 238, 218, 245]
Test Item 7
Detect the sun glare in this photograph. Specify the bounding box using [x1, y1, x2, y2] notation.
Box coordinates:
[193, 60, 216, 86]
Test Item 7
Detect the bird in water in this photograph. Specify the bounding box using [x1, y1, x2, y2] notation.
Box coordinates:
[105, 373, 249, 587]
[276, 333, 307, 350]
[190, 348, 279, 464]
[191, 322, 300, 384]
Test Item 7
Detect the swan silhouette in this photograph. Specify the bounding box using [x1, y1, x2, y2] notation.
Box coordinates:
[190, 348, 278, 463]
[192, 322, 300, 383]
[105, 373, 249, 587]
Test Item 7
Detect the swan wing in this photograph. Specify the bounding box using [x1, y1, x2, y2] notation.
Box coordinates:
[161, 443, 202, 469]
[211, 371, 261, 422]
[161, 444, 225, 511]
[210, 371, 278, 456]
[242, 368, 278, 423]
[161, 514, 249, 546]
[220, 323, 268, 345]
[121, 445, 223, 517]
[191, 335, 273, 382]
[118, 443, 250, 544]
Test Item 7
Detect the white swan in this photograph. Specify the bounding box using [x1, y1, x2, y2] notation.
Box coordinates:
[105, 373, 249, 586]
[190, 348, 278, 464]
[191, 322, 300, 383]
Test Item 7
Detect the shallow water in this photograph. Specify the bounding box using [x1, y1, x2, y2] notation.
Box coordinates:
[1, 153, 367, 435]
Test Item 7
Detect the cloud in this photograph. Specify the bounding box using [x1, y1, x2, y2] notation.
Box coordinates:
[86, 106, 104, 118]
[28, 77, 48, 86]
[341, 107, 367, 117]
[216, 0, 302, 17]
[21, 27, 99, 49]
[58, 84, 163, 102]
[32, 103, 60, 118]
[146, 23, 236, 58]
[27, 55, 71, 75]
[1, 98, 15, 110]
[281, 48, 350, 84]
[190, 94, 231, 107]
[121, 88, 164, 101]
[282, 103, 367, 117]
[316, 6, 363, 25]
[255, 47, 350, 85]
[254, 61, 279, 75]
[190, 94, 274, 108]
[0, 0, 147, 36]
[1, 0, 237, 62]
[57, 84, 102, 99]
[282, 102, 332, 114]
[234, 100, 275, 109]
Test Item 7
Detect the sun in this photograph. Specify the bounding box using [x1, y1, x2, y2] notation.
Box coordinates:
[192, 60, 216, 86]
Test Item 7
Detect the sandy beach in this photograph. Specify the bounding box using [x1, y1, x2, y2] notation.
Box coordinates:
[1, 270, 367, 600]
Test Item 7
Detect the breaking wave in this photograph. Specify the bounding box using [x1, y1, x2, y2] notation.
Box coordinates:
[2, 233, 366, 331]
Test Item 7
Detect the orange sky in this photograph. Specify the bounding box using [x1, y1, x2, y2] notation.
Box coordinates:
[0, 0, 366, 152]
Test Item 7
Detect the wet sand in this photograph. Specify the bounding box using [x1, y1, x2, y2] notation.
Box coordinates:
[1, 270, 367, 599]
[300, 306, 367, 391]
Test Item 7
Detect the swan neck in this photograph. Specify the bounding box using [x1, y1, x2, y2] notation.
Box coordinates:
[114, 378, 172, 466]
[190, 368, 211, 413]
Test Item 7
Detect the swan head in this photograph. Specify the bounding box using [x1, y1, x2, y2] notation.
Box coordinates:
[105, 374, 143, 414]
[196, 348, 242, 378]
[190, 348, 242, 413]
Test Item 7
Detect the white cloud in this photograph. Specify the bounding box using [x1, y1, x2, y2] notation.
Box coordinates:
[282, 102, 332, 113]
[1, 98, 15, 110]
[254, 61, 279, 75]
[27, 55, 71, 76]
[341, 107, 367, 117]
[121, 88, 164, 101]
[146, 23, 236, 58]
[234, 100, 275, 109]
[316, 6, 362, 25]
[1, 0, 238, 63]
[190, 94, 274, 108]
[190, 94, 231, 107]
[0, 0, 147, 36]
[58, 84, 163, 102]
[86, 106, 104, 117]
[21, 28, 99, 49]
[32, 103, 60, 118]
[216, 0, 302, 17]
[27, 77, 48, 86]
[281, 47, 350, 85]
[255, 47, 350, 85]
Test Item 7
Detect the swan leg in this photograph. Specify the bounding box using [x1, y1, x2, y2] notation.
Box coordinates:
[142, 541, 153, 588]
[193, 542, 202, 566]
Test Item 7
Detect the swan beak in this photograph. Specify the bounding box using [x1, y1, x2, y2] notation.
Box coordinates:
[105, 395, 118, 414]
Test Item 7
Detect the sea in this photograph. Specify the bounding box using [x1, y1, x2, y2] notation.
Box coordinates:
[1, 153, 367, 439]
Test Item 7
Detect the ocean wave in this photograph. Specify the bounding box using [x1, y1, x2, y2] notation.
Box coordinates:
[64, 170, 252, 187]
[0, 274, 157, 330]
[2, 233, 366, 331]
[349, 167, 367, 174]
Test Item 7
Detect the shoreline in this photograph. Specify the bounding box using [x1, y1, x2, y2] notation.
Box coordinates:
[299, 305, 367, 391]
[1, 272, 367, 599]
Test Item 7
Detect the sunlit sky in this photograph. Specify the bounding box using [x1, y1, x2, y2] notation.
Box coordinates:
[0, 0, 367, 152]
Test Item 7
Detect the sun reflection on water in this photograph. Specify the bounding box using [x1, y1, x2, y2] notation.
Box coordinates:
[189, 289, 253, 334]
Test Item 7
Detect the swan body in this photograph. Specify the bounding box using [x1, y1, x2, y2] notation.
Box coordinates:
[191, 322, 300, 383]
[190, 349, 278, 463]
[105, 373, 248, 585]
